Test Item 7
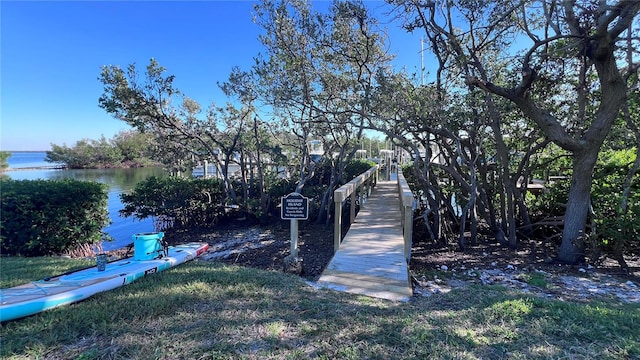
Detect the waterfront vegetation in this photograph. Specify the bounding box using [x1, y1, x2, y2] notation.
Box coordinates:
[2, 2, 639, 357]
[0, 179, 110, 256]
[94, 0, 640, 267]
[45, 130, 158, 169]
[1, 257, 638, 359]
[0, 151, 9, 170]
[4, 0, 637, 266]
[120, 176, 226, 230]
[119, 159, 375, 229]
[0, 158, 373, 257]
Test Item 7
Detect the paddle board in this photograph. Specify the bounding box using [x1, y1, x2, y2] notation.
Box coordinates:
[0, 242, 209, 322]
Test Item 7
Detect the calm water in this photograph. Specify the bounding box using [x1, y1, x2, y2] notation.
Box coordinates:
[6, 151, 59, 169]
[4, 152, 166, 251]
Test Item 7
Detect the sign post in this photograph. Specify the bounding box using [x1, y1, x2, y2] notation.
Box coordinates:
[281, 192, 309, 258]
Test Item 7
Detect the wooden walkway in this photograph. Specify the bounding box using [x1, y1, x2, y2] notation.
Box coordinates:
[317, 179, 413, 301]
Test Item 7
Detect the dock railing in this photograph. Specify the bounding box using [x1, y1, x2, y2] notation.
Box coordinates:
[333, 165, 379, 253]
[397, 168, 414, 261]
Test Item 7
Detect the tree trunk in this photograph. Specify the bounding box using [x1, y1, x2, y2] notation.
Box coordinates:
[317, 160, 340, 225]
[505, 181, 517, 248]
[252, 117, 268, 217]
[514, 189, 533, 238]
[459, 151, 478, 250]
[557, 148, 599, 264]
[221, 158, 238, 204]
[239, 149, 249, 205]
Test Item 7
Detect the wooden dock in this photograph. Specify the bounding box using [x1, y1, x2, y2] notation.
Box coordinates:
[317, 179, 413, 301]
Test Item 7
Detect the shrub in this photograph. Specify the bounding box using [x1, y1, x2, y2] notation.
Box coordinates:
[589, 148, 640, 265]
[265, 178, 298, 217]
[46, 137, 124, 169]
[0, 151, 10, 170]
[0, 179, 110, 256]
[528, 148, 639, 265]
[343, 159, 376, 183]
[119, 176, 225, 230]
[46, 131, 157, 169]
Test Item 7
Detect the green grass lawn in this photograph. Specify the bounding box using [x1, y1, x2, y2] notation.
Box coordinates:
[1, 257, 639, 359]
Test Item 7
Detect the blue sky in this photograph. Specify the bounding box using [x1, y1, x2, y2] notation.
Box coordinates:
[1, 1, 425, 151]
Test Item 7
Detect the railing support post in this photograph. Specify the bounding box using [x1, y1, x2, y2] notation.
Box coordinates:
[397, 169, 414, 262]
[350, 187, 356, 224]
[403, 203, 413, 261]
[333, 198, 342, 253]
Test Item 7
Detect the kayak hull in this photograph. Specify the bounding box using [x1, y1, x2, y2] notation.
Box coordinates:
[0, 242, 209, 322]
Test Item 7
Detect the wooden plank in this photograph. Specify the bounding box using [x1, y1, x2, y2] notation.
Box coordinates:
[318, 179, 412, 301]
[320, 270, 409, 286]
[318, 276, 412, 297]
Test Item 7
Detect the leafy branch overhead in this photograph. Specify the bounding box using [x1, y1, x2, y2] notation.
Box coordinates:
[388, 0, 639, 264]
[97, 0, 640, 266]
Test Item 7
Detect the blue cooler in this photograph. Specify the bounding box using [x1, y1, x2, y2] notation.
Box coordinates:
[132, 232, 164, 260]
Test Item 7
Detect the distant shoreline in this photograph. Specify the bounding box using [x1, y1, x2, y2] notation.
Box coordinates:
[2, 165, 66, 172]
[2, 163, 162, 172]
[2, 150, 50, 153]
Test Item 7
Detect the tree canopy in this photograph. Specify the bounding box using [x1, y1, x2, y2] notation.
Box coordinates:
[98, 0, 640, 265]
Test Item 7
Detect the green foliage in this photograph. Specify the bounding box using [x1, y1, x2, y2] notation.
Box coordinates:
[527, 180, 569, 219]
[529, 144, 573, 181]
[0, 179, 110, 256]
[266, 178, 298, 199]
[0, 151, 10, 170]
[120, 176, 225, 230]
[46, 131, 156, 169]
[46, 137, 123, 169]
[519, 272, 549, 288]
[528, 149, 640, 262]
[111, 130, 155, 165]
[265, 177, 298, 217]
[99, 59, 180, 132]
[589, 149, 640, 262]
[259, 160, 374, 220]
[265, 177, 325, 220]
[343, 159, 376, 183]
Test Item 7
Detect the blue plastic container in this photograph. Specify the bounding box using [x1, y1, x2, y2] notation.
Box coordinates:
[132, 232, 164, 260]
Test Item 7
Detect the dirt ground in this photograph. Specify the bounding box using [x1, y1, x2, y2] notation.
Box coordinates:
[411, 236, 640, 281]
[161, 219, 640, 303]
[165, 220, 335, 280]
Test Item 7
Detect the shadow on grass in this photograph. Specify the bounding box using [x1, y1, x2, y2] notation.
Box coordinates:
[2, 261, 639, 359]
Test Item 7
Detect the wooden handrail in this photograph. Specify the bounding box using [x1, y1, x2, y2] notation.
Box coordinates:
[333, 165, 378, 252]
[397, 169, 414, 261]
[332, 165, 414, 262]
